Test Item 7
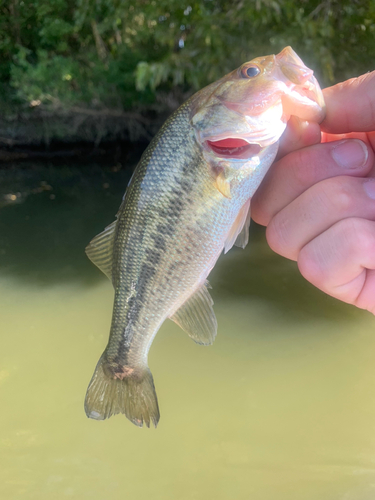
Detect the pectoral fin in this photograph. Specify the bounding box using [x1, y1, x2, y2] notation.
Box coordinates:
[214, 171, 231, 199]
[224, 199, 251, 254]
[85, 221, 117, 281]
[170, 282, 217, 345]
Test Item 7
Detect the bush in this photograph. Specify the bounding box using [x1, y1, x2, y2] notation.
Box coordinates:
[1, 0, 374, 112]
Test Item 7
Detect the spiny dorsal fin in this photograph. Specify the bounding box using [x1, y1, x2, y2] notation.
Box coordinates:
[170, 282, 217, 345]
[224, 199, 251, 254]
[85, 221, 117, 280]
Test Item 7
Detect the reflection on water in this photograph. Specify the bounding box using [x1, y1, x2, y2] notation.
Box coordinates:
[1, 163, 375, 500]
[0, 162, 133, 286]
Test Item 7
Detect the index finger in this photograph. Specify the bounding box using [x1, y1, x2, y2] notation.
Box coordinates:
[322, 71, 375, 134]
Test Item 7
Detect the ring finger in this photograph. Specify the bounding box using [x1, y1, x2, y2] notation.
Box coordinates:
[266, 176, 375, 261]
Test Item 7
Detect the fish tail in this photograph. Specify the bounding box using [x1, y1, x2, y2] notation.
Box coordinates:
[84, 354, 160, 428]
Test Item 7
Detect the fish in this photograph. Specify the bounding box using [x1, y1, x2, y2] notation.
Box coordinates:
[84, 46, 325, 427]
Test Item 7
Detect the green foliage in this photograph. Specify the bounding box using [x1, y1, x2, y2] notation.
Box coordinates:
[1, 0, 375, 112]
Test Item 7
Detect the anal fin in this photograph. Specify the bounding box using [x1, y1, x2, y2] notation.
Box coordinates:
[170, 282, 217, 345]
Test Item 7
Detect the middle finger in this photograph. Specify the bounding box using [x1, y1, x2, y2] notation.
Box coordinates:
[252, 139, 373, 226]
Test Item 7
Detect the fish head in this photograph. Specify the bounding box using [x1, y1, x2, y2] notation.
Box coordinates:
[191, 46, 325, 167]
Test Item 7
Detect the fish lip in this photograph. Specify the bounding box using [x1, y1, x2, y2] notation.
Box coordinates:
[274, 46, 326, 123]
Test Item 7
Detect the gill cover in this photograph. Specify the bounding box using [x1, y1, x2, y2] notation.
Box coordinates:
[191, 46, 325, 149]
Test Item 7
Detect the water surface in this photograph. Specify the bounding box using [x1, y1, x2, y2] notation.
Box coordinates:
[1, 162, 375, 500]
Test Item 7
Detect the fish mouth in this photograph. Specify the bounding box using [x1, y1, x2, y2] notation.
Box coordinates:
[206, 138, 261, 159]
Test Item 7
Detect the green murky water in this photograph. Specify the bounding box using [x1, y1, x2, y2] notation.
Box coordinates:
[1, 162, 375, 500]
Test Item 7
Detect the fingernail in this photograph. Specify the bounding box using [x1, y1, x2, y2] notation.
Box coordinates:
[364, 179, 375, 200]
[331, 139, 368, 169]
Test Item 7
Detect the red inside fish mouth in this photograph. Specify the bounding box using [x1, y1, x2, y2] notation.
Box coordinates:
[206, 138, 261, 159]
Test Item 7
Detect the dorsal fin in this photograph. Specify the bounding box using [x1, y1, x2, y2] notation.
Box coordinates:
[85, 221, 117, 281]
[224, 199, 251, 254]
[170, 282, 217, 345]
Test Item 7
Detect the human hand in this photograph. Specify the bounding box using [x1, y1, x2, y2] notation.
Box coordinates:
[252, 72, 375, 313]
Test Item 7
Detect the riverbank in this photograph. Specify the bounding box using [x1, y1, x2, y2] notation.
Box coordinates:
[0, 103, 169, 163]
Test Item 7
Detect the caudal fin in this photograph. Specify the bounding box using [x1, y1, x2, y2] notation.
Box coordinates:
[84, 355, 160, 428]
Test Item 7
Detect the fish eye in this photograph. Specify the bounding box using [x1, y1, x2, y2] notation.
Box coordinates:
[242, 65, 261, 78]
[246, 66, 260, 77]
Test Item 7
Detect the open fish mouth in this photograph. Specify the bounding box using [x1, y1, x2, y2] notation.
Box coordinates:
[206, 138, 261, 159]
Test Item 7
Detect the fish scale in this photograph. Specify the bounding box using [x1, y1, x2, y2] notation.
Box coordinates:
[84, 47, 325, 427]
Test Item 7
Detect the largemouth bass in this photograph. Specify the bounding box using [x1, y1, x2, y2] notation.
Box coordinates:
[85, 47, 325, 427]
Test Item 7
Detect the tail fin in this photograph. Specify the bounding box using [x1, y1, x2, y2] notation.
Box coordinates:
[84, 355, 160, 428]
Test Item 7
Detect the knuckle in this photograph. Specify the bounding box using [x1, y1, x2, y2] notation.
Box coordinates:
[320, 177, 356, 214]
[350, 218, 375, 255]
[329, 218, 375, 262]
[297, 218, 375, 300]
